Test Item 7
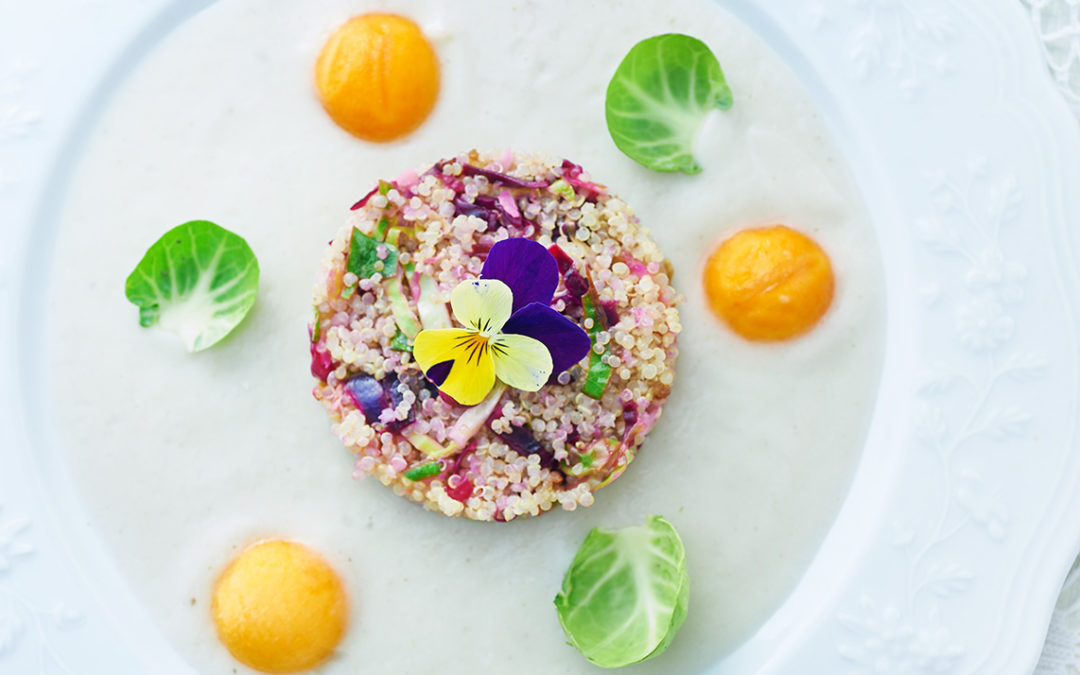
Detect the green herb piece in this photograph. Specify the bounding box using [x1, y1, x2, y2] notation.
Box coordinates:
[549, 178, 576, 201]
[583, 350, 614, 399]
[554, 515, 689, 668]
[312, 311, 322, 342]
[405, 432, 454, 459]
[124, 220, 259, 352]
[375, 216, 390, 241]
[348, 228, 398, 279]
[387, 276, 422, 339]
[563, 451, 596, 477]
[379, 180, 393, 196]
[389, 328, 413, 352]
[341, 285, 356, 300]
[403, 460, 443, 481]
[594, 442, 631, 490]
[581, 291, 613, 399]
[605, 33, 733, 174]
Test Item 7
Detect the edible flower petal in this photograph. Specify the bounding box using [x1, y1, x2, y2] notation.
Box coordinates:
[414, 238, 592, 405]
[450, 279, 513, 334]
[481, 238, 558, 314]
[413, 328, 497, 405]
[490, 333, 553, 392]
[502, 302, 593, 376]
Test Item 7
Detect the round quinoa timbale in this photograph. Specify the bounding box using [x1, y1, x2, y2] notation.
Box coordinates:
[310, 150, 681, 521]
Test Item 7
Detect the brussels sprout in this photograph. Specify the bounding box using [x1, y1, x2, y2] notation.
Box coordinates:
[554, 515, 689, 668]
[605, 33, 733, 174]
[124, 220, 259, 352]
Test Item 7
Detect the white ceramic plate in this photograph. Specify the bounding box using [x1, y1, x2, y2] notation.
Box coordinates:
[2, 0, 1080, 673]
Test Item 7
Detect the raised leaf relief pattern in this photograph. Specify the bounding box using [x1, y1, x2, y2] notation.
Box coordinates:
[0, 58, 41, 143]
[0, 505, 79, 672]
[0, 57, 41, 192]
[0, 508, 33, 573]
[809, 0, 954, 94]
[838, 159, 1045, 671]
[0, 23, 82, 671]
[837, 596, 964, 672]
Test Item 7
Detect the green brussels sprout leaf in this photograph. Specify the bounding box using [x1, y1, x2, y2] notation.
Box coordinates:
[124, 220, 259, 352]
[605, 33, 733, 174]
[554, 514, 689, 668]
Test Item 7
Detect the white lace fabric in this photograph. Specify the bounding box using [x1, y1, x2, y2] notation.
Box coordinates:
[1026, 0, 1080, 116]
[1023, 1, 1080, 672]
[1037, 558, 1080, 673]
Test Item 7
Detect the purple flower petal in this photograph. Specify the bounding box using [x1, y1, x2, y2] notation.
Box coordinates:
[502, 302, 591, 375]
[481, 238, 558, 313]
[426, 360, 453, 386]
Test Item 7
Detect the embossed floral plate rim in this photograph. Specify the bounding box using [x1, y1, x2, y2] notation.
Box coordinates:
[2, 0, 1080, 673]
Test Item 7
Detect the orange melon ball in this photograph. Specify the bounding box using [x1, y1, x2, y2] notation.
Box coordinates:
[315, 13, 439, 142]
[703, 225, 835, 341]
[211, 540, 348, 673]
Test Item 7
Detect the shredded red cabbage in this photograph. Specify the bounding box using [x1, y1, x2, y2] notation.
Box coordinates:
[453, 195, 499, 230]
[547, 244, 575, 275]
[496, 424, 557, 470]
[310, 342, 335, 381]
[622, 400, 639, 431]
[428, 162, 465, 193]
[453, 193, 524, 230]
[460, 163, 548, 189]
[388, 371, 438, 431]
[559, 159, 607, 199]
[445, 448, 476, 503]
[565, 270, 589, 297]
[552, 291, 580, 309]
[350, 184, 380, 211]
[601, 299, 620, 327]
[492, 194, 524, 227]
[446, 476, 474, 503]
[343, 373, 387, 424]
[342, 372, 431, 430]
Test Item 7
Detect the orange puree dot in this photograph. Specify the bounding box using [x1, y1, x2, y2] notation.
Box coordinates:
[315, 13, 440, 142]
[212, 540, 347, 673]
[703, 225, 835, 341]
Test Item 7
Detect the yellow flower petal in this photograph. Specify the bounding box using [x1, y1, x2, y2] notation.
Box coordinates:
[450, 279, 513, 334]
[440, 357, 496, 406]
[490, 333, 553, 392]
[413, 328, 496, 406]
[412, 328, 471, 371]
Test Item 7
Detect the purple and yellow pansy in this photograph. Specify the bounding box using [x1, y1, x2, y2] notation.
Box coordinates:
[413, 238, 591, 405]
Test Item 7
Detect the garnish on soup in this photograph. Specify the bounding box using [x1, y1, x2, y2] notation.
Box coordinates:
[124, 220, 259, 352]
[605, 34, 732, 174]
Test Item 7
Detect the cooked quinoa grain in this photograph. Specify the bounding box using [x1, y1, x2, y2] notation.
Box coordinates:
[310, 150, 681, 521]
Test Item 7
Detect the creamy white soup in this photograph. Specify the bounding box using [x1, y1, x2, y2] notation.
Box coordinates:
[49, 0, 885, 672]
